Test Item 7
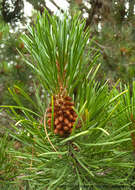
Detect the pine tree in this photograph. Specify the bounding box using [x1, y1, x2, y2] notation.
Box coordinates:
[1, 10, 135, 189]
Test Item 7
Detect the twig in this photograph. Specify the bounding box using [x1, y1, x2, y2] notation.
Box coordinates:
[50, 0, 64, 13]
[93, 40, 111, 50]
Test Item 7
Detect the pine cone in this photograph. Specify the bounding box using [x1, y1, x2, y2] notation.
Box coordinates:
[46, 94, 78, 137]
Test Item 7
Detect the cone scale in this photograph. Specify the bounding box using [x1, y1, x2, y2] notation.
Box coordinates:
[46, 88, 77, 137]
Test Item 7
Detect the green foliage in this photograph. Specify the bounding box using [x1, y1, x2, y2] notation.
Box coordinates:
[22, 11, 91, 95]
[0, 0, 135, 109]
[0, 134, 17, 184]
[111, 82, 135, 153]
[3, 82, 135, 189]
[1, 11, 135, 189]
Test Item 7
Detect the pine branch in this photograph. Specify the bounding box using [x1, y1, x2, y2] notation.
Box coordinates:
[1, 9, 135, 188]
[50, 0, 65, 13]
